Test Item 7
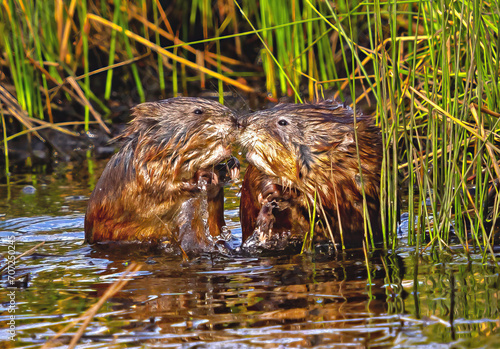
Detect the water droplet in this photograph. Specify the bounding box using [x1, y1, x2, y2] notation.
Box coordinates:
[22, 186, 36, 194]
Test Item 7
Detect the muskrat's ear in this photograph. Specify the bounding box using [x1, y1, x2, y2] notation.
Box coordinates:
[118, 104, 161, 142]
[311, 140, 340, 153]
[335, 133, 355, 152]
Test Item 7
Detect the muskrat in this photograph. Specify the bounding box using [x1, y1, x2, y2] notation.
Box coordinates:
[85, 97, 239, 253]
[238, 100, 383, 249]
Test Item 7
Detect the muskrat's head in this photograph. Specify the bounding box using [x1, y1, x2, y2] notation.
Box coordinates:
[118, 97, 238, 182]
[238, 100, 382, 195]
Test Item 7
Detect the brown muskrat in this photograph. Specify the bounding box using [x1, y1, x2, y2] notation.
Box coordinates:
[85, 97, 239, 253]
[238, 100, 383, 250]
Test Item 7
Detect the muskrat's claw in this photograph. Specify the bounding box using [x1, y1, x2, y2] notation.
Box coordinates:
[227, 156, 240, 182]
[210, 172, 219, 186]
[230, 167, 240, 182]
[215, 156, 240, 183]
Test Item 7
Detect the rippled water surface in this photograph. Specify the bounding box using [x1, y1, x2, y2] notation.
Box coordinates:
[1, 161, 500, 348]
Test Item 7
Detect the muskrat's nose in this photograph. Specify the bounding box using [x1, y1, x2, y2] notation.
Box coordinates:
[236, 113, 251, 129]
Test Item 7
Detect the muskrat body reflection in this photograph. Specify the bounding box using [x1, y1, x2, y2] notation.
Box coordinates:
[239, 100, 383, 249]
[85, 97, 239, 253]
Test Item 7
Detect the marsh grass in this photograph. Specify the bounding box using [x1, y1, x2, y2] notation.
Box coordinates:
[1, 0, 499, 254]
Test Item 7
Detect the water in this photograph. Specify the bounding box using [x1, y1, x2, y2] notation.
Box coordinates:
[1, 161, 500, 348]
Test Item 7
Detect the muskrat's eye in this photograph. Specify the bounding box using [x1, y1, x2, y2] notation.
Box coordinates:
[194, 108, 203, 115]
[278, 119, 289, 126]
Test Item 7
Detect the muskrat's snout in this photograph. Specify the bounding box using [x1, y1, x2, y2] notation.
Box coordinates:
[234, 113, 254, 153]
[233, 114, 245, 131]
[236, 113, 250, 129]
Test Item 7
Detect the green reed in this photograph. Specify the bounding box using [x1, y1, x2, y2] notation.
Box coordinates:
[104, 0, 121, 101]
[80, 0, 90, 131]
[242, 0, 499, 254]
[1, 111, 9, 181]
[369, 0, 499, 256]
[120, 3, 145, 103]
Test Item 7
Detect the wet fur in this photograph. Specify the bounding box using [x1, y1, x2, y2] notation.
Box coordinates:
[239, 100, 383, 248]
[85, 97, 238, 253]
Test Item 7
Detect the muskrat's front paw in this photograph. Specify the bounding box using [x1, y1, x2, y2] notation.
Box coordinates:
[255, 201, 277, 229]
[258, 183, 283, 205]
[230, 165, 240, 182]
[216, 156, 240, 182]
[226, 156, 240, 182]
[194, 169, 218, 188]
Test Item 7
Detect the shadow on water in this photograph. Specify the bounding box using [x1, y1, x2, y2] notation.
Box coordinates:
[1, 162, 500, 348]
